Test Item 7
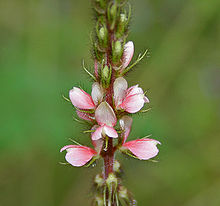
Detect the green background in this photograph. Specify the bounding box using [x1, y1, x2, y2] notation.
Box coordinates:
[1, 0, 220, 205]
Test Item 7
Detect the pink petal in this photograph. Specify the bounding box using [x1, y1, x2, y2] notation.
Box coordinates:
[122, 139, 161, 160]
[95, 102, 117, 127]
[120, 93, 145, 113]
[122, 41, 134, 69]
[91, 82, 104, 105]
[103, 125, 118, 138]
[69, 87, 95, 110]
[113, 77, 128, 108]
[76, 110, 94, 121]
[144, 96, 150, 103]
[126, 85, 143, 96]
[91, 126, 103, 140]
[119, 116, 133, 143]
[60, 145, 97, 167]
[92, 138, 104, 154]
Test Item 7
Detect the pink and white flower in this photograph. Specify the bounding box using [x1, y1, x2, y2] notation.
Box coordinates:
[69, 82, 104, 119]
[121, 139, 161, 160]
[119, 115, 160, 160]
[113, 77, 149, 113]
[60, 145, 97, 167]
[91, 102, 118, 140]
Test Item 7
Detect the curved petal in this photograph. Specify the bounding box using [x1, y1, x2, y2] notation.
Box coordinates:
[103, 125, 118, 138]
[122, 139, 161, 160]
[76, 110, 94, 121]
[69, 87, 95, 109]
[92, 139, 103, 154]
[122, 41, 134, 69]
[120, 94, 145, 113]
[60, 145, 97, 167]
[119, 116, 133, 143]
[91, 126, 103, 140]
[95, 102, 117, 127]
[113, 77, 128, 108]
[92, 82, 104, 105]
[126, 85, 143, 96]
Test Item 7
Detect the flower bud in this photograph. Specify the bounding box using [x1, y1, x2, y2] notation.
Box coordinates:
[116, 13, 128, 38]
[118, 186, 129, 199]
[107, 2, 118, 30]
[96, 21, 108, 48]
[112, 41, 123, 64]
[106, 173, 118, 187]
[113, 160, 121, 173]
[94, 174, 104, 187]
[93, 195, 104, 206]
[101, 65, 112, 88]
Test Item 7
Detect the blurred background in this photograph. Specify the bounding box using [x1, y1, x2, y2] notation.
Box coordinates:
[0, 0, 220, 205]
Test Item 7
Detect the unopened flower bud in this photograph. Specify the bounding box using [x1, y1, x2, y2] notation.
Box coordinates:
[116, 13, 128, 38]
[106, 173, 118, 186]
[107, 3, 118, 30]
[101, 65, 112, 88]
[94, 195, 104, 206]
[112, 41, 123, 64]
[113, 160, 121, 173]
[96, 22, 108, 48]
[118, 186, 129, 199]
[94, 174, 104, 187]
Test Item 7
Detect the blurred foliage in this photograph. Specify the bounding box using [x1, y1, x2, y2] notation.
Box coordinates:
[0, 0, 220, 205]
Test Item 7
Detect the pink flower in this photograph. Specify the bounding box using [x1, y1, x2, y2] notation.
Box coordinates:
[113, 77, 149, 113]
[69, 82, 103, 113]
[122, 139, 161, 160]
[92, 102, 118, 140]
[119, 115, 133, 143]
[60, 145, 97, 167]
[121, 41, 134, 70]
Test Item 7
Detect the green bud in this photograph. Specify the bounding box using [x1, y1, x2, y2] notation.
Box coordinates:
[96, 19, 108, 48]
[107, 2, 118, 30]
[101, 65, 112, 88]
[106, 173, 118, 186]
[113, 160, 121, 173]
[118, 186, 129, 199]
[93, 195, 104, 206]
[112, 41, 123, 64]
[94, 174, 104, 187]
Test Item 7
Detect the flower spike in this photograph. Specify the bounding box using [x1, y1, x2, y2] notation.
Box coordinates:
[60, 0, 162, 205]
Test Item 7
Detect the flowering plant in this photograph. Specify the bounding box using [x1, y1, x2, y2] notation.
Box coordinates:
[60, 0, 161, 205]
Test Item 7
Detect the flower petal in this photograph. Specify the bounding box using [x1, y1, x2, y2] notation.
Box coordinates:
[92, 139, 104, 154]
[76, 110, 94, 121]
[60, 145, 97, 167]
[103, 125, 118, 138]
[92, 82, 104, 105]
[91, 126, 103, 140]
[120, 93, 145, 113]
[122, 41, 134, 69]
[95, 102, 117, 127]
[69, 87, 95, 109]
[119, 116, 133, 143]
[122, 139, 161, 160]
[113, 77, 128, 108]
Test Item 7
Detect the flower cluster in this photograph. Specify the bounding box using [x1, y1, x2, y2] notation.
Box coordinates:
[60, 0, 161, 205]
[60, 41, 160, 167]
